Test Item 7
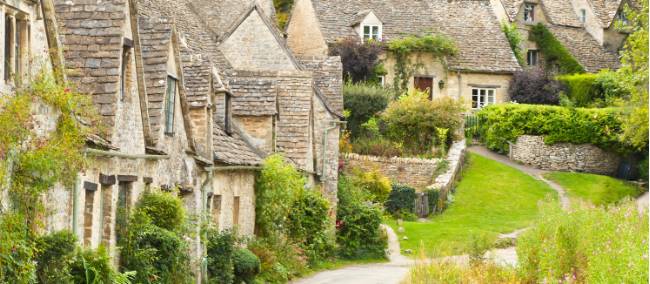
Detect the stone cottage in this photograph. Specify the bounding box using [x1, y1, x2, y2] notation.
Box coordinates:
[136, 0, 345, 209]
[287, 0, 522, 110]
[493, 0, 621, 72]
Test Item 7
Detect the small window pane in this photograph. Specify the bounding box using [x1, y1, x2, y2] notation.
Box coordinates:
[165, 77, 176, 135]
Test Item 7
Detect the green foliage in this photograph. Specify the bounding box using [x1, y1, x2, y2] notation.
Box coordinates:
[0, 213, 36, 283]
[120, 194, 191, 284]
[134, 191, 186, 232]
[273, 0, 293, 29]
[385, 184, 417, 216]
[557, 71, 630, 107]
[529, 23, 585, 74]
[405, 259, 520, 283]
[616, 1, 649, 151]
[501, 22, 525, 65]
[248, 238, 307, 283]
[69, 246, 134, 284]
[343, 82, 392, 138]
[425, 188, 440, 214]
[387, 34, 458, 93]
[476, 103, 630, 154]
[350, 137, 404, 157]
[34, 230, 77, 283]
[348, 168, 392, 204]
[255, 154, 305, 238]
[336, 175, 388, 259]
[233, 248, 261, 284]
[381, 91, 465, 155]
[205, 228, 236, 284]
[517, 202, 648, 283]
[544, 172, 644, 205]
[287, 189, 334, 264]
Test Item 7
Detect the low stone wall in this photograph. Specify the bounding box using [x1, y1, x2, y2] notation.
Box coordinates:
[510, 135, 621, 175]
[343, 154, 441, 189]
[429, 140, 467, 193]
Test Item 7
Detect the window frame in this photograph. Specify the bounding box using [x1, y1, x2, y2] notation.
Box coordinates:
[579, 9, 587, 23]
[362, 24, 380, 41]
[527, 49, 538, 66]
[164, 75, 178, 136]
[471, 87, 496, 109]
[524, 3, 535, 23]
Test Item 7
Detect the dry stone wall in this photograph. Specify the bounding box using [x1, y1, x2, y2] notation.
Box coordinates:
[343, 154, 441, 189]
[510, 135, 621, 175]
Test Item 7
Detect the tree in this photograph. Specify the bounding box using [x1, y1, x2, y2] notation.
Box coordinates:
[329, 37, 384, 83]
[508, 69, 564, 105]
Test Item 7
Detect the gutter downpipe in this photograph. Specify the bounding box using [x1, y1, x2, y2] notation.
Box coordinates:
[320, 121, 347, 177]
[84, 148, 170, 160]
[199, 169, 213, 283]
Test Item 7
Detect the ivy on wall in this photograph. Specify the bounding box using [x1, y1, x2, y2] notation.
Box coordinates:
[501, 22, 525, 66]
[387, 34, 458, 94]
[529, 23, 585, 74]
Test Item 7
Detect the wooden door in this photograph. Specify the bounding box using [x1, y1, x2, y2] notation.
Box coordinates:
[414, 76, 434, 99]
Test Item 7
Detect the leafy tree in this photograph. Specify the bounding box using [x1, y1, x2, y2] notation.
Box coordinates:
[329, 37, 384, 83]
[509, 69, 564, 105]
[343, 82, 392, 138]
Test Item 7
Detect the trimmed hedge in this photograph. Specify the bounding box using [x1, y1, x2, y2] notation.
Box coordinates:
[233, 248, 261, 284]
[343, 83, 392, 138]
[477, 104, 629, 154]
[385, 184, 417, 215]
[529, 24, 585, 74]
[557, 71, 630, 107]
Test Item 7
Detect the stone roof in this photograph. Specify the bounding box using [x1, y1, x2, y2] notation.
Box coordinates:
[310, 0, 521, 73]
[228, 76, 278, 116]
[588, 0, 624, 27]
[53, 0, 127, 138]
[138, 16, 174, 143]
[540, 0, 583, 27]
[349, 9, 380, 26]
[188, 0, 276, 40]
[213, 124, 263, 166]
[548, 25, 620, 72]
[500, 0, 524, 21]
[181, 51, 213, 107]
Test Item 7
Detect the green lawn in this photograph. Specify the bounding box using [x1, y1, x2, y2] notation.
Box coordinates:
[544, 172, 644, 206]
[387, 153, 557, 256]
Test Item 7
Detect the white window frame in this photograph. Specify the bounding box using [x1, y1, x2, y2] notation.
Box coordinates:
[524, 3, 535, 23]
[378, 75, 385, 87]
[527, 49, 538, 66]
[579, 9, 586, 23]
[164, 75, 177, 136]
[471, 88, 496, 109]
[362, 25, 380, 41]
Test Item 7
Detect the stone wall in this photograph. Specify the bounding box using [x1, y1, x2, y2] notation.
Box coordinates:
[429, 140, 466, 195]
[343, 154, 442, 189]
[510, 135, 621, 175]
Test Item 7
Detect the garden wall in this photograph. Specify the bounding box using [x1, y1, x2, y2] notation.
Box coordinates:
[510, 135, 621, 175]
[343, 154, 441, 189]
[429, 140, 466, 193]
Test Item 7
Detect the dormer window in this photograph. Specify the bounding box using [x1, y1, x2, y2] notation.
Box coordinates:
[164, 76, 177, 135]
[579, 9, 586, 23]
[363, 25, 380, 41]
[524, 3, 535, 23]
[3, 11, 30, 86]
[616, 9, 628, 25]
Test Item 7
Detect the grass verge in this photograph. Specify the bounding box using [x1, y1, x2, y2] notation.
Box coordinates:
[544, 171, 645, 206]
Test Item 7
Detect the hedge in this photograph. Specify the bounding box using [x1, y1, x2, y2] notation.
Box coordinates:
[477, 104, 629, 154]
[385, 184, 417, 215]
[529, 23, 585, 74]
[557, 71, 630, 107]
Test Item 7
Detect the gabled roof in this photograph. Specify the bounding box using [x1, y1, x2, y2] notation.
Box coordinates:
[213, 124, 263, 166]
[349, 9, 382, 26]
[181, 51, 214, 107]
[500, 0, 525, 21]
[310, 0, 521, 73]
[53, 0, 127, 138]
[540, 0, 583, 27]
[548, 25, 620, 72]
[588, 0, 624, 27]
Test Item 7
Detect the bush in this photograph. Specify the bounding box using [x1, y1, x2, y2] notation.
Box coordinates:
[509, 69, 564, 105]
[557, 71, 631, 107]
[134, 191, 186, 232]
[287, 189, 334, 264]
[248, 237, 307, 283]
[385, 184, 417, 216]
[350, 137, 404, 157]
[517, 202, 648, 283]
[336, 175, 388, 259]
[477, 103, 629, 154]
[35, 230, 77, 283]
[329, 37, 384, 83]
[233, 248, 261, 284]
[205, 229, 236, 284]
[343, 82, 392, 138]
[381, 91, 465, 155]
[425, 188, 440, 214]
[69, 246, 134, 284]
[348, 168, 392, 204]
[529, 23, 585, 74]
[0, 214, 36, 283]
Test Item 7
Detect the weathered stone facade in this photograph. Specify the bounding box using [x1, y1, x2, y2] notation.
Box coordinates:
[343, 153, 442, 189]
[510, 135, 621, 175]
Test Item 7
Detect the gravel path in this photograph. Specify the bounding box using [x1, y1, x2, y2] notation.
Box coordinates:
[467, 146, 571, 210]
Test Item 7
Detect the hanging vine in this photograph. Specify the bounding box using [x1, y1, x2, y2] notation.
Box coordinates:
[387, 34, 458, 94]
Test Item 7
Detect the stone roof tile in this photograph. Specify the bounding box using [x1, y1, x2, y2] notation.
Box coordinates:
[541, 0, 583, 27]
[213, 124, 263, 166]
[549, 25, 620, 72]
[588, 0, 623, 27]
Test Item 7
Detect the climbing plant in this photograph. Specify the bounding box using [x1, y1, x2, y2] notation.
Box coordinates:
[529, 23, 585, 74]
[387, 34, 458, 94]
[501, 22, 525, 66]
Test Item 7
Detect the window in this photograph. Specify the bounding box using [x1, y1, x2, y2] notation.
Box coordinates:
[4, 15, 13, 82]
[378, 76, 385, 87]
[527, 49, 538, 66]
[233, 196, 240, 226]
[211, 194, 222, 227]
[363, 25, 380, 41]
[224, 93, 232, 134]
[120, 48, 130, 101]
[471, 88, 496, 109]
[524, 3, 535, 23]
[83, 189, 96, 246]
[164, 76, 177, 135]
[115, 182, 131, 244]
[616, 10, 628, 25]
[579, 9, 586, 23]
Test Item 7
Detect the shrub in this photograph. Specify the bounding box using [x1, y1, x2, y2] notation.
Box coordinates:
[477, 103, 629, 154]
[336, 175, 388, 259]
[69, 246, 134, 284]
[509, 69, 564, 105]
[0, 214, 36, 283]
[425, 188, 440, 214]
[34, 230, 77, 283]
[517, 202, 648, 283]
[529, 23, 585, 74]
[385, 184, 417, 216]
[343, 82, 392, 138]
[557, 71, 631, 107]
[350, 137, 404, 157]
[287, 189, 334, 264]
[348, 168, 392, 204]
[248, 237, 307, 283]
[205, 229, 236, 284]
[381, 91, 465, 154]
[233, 248, 261, 284]
[405, 259, 521, 283]
[134, 191, 186, 232]
[501, 22, 525, 66]
[329, 37, 384, 83]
